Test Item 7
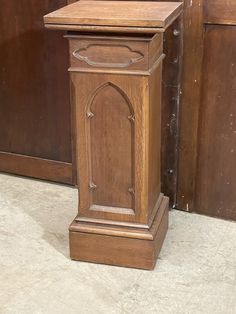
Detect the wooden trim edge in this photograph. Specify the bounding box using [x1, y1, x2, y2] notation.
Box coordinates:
[70, 196, 169, 240]
[69, 198, 169, 269]
[176, 0, 204, 211]
[0, 152, 73, 185]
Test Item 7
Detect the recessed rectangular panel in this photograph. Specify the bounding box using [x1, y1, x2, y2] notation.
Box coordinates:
[69, 37, 149, 70]
[0, 0, 71, 162]
[196, 25, 236, 221]
[88, 83, 134, 209]
[204, 0, 236, 25]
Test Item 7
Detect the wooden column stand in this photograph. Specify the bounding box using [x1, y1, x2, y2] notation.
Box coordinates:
[44, 1, 182, 270]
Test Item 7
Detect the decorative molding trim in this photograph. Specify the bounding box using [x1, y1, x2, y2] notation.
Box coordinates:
[0, 152, 73, 184]
[86, 82, 135, 211]
[73, 44, 144, 68]
[68, 53, 165, 75]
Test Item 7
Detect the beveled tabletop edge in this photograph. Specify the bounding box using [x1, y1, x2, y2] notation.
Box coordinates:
[44, 1, 183, 33]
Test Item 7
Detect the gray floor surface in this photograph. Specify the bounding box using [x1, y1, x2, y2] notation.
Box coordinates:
[0, 173, 235, 314]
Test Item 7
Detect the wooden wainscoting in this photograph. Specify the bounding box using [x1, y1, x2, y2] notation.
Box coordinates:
[0, 0, 74, 184]
[177, 0, 236, 221]
[0, 152, 73, 184]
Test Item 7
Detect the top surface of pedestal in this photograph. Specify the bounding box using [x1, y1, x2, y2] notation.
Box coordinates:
[44, 1, 182, 30]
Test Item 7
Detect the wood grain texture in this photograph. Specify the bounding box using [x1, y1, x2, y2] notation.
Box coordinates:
[176, 0, 236, 221]
[0, 152, 72, 184]
[204, 0, 236, 25]
[195, 25, 236, 221]
[44, 1, 183, 29]
[89, 83, 134, 209]
[0, 0, 73, 182]
[94, 0, 182, 205]
[68, 36, 148, 70]
[161, 16, 182, 206]
[64, 31, 167, 225]
[67, 34, 163, 70]
[69, 196, 169, 270]
[71, 71, 148, 224]
[45, 23, 168, 33]
[44, 1, 183, 268]
[148, 64, 162, 216]
[71, 195, 167, 239]
[176, 0, 204, 211]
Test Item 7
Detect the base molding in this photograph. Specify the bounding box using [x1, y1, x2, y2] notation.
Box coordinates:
[69, 196, 169, 270]
[0, 151, 73, 184]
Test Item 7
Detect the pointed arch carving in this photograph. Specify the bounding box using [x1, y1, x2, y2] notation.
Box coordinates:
[86, 82, 134, 116]
[86, 82, 135, 211]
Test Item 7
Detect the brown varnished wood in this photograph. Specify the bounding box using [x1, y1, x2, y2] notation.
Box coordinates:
[0, 152, 72, 184]
[70, 196, 169, 270]
[71, 71, 149, 224]
[67, 34, 162, 70]
[68, 60, 164, 75]
[148, 33, 164, 68]
[76, 193, 164, 229]
[0, 0, 73, 183]
[60, 0, 236, 222]
[176, 0, 236, 221]
[161, 16, 182, 206]
[148, 63, 162, 216]
[93, 0, 182, 206]
[71, 196, 168, 240]
[176, 0, 204, 211]
[0, 0, 181, 207]
[68, 32, 165, 226]
[204, 0, 236, 25]
[195, 25, 236, 221]
[71, 36, 169, 267]
[44, 1, 182, 269]
[44, 1, 183, 29]
[89, 83, 134, 209]
[45, 23, 168, 34]
[71, 41, 146, 69]
[69, 35, 148, 69]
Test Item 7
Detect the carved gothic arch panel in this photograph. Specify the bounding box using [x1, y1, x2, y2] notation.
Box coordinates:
[86, 82, 135, 211]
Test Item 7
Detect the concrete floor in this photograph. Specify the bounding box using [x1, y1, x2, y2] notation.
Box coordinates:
[0, 173, 236, 314]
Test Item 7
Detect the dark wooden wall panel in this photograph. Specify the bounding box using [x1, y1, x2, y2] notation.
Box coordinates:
[0, 0, 73, 183]
[195, 25, 236, 220]
[204, 0, 236, 25]
[177, 0, 236, 221]
[176, 0, 204, 211]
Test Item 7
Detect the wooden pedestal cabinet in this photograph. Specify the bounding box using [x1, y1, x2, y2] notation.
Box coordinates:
[44, 1, 182, 269]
